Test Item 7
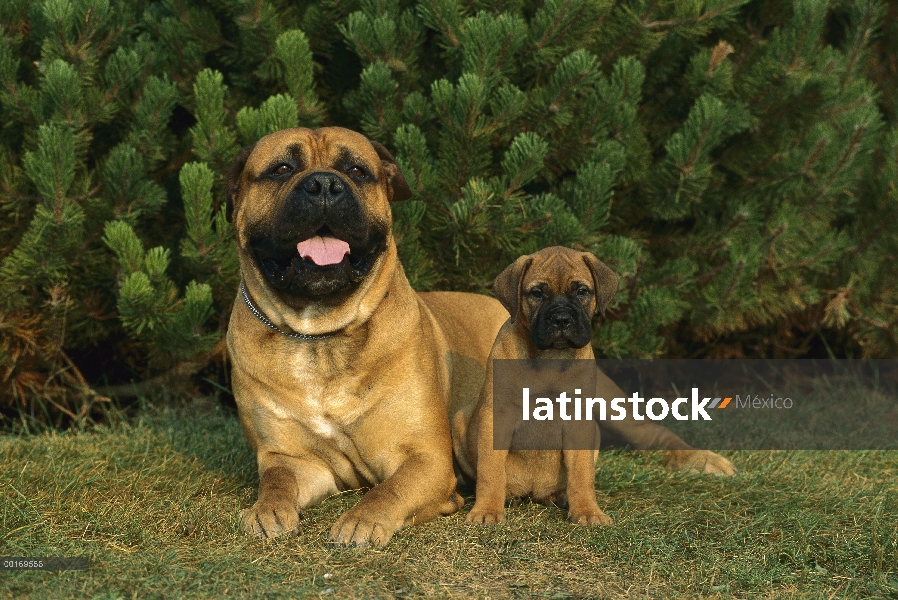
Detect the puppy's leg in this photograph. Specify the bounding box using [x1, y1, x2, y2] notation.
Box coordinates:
[467, 448, 509, 525]
[241, 455, 339, 538]
[563, 450, 612, 526]
[466, 374, 509, 525]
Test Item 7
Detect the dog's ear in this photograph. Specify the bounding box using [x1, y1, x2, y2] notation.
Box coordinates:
[582, 253, 618, 317]
[369, 139, 412, 202]
[226, 144, 256, 222]
[488, 255, 533, 323]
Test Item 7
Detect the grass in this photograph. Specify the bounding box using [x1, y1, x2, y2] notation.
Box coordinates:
[1, 399, 897, 599]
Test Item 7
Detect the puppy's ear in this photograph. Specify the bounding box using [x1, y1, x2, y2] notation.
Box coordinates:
[582, 253, 618, 317]
[369, 139, 412, 202]
[226, 144, 256, 222]
[488, 255, 533, 323]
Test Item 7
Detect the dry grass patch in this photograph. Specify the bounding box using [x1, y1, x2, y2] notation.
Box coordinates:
[1, 402, 896, 598]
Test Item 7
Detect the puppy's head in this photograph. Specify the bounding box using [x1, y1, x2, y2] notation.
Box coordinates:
[490, 247, 618, 350]
[226, 127, 411, 306]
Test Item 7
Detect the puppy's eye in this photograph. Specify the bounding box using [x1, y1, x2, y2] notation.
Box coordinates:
[348, 166, 366, 179]
[529, 289, 544, 300]
[273, 163, 293, 176]
[576, 287, 591, 298]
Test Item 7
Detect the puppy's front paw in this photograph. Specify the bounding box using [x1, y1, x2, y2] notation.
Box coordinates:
[240, 497, 301, 538]
[466, 502, 505, 525]
[568, 504, 613, 526]
[329, 505, 399, 548]
[664, 450, 736, 476]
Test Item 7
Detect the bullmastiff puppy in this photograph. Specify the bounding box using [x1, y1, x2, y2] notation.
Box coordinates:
[457, 247, 736, 526]
[226, 127, 508, 547]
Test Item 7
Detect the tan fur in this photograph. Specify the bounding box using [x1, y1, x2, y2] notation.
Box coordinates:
[458, 247, 736, 527]
[229, 128, 506, 546]
[230, 130, 732, 546]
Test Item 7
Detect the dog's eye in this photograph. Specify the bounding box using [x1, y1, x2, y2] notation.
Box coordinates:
[576, 287, 591, 297]
[273, 163, 293, 176]
[348, 166, 366, 179]
[529, 289, 544, 300]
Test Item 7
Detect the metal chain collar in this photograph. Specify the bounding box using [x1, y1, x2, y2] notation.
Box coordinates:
[240, 282, 334, 341]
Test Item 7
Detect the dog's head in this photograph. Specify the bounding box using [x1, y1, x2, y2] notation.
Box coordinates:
[227, 127, 411, 308]
[490, 247, 618, 350]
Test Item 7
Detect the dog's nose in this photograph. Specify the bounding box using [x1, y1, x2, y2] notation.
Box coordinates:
[300, 172, 346, 202]
[549, 311, 573, 329]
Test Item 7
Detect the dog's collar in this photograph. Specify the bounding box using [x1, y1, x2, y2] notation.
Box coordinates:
[240, 282, 334, 341]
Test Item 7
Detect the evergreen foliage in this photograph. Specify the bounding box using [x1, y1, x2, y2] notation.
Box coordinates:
[1, 0, 896, 423]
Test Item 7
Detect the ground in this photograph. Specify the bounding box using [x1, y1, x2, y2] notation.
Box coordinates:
[1, 399, 896, 599]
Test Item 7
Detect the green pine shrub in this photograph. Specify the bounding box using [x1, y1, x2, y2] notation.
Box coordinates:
[1, 0, 896, 425]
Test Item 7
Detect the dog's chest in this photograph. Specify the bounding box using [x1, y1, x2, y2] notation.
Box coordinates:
[290, 377, 359, 432]
[277, 349, 368, 427]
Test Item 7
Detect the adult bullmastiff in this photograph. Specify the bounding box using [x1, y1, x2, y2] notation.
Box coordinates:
[226, 126, 508, 547]
[226, 127, 732, 547]
[457, 247, 736, 526]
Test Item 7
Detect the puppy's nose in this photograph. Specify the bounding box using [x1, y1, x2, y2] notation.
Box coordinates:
[549, 311, 573, 329]
[299, 172, 346, 202]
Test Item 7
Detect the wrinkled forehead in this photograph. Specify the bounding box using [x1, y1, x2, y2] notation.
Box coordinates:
[527, 253, 591, 290]
[247, 127, 380, 173]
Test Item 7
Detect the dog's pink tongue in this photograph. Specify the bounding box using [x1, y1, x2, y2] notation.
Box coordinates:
[297, 236, 350, 266]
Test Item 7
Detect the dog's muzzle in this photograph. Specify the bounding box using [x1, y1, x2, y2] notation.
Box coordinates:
[531, 299, 593, 350]
[248, 171, 387, 300]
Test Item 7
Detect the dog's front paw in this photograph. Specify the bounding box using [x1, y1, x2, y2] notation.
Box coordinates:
[329, 505, 400, 548]
[240, 497, 302, 538]
[568, 504, 613, 526]
[466, 502, 505, 525]
[664, 450, 736, 476]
